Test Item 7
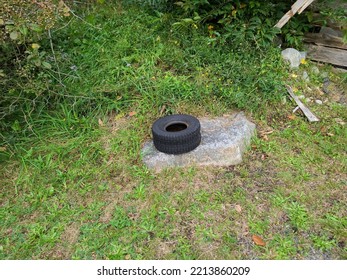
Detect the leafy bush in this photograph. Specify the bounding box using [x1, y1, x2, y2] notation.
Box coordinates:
[0, 1, 72, 125]
[156, 0, 312, 48]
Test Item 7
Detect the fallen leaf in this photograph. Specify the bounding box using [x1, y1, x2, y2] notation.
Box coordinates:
[261, 134, 268, 141]
[252, 234, 266, 246]
[98, 118, 104, 127]
[261, 130, 274, 135]
[129, 111, 136, 117]
[320, 126, 327, 133]
[235, 204, 242, 213]
[288, 115, 296, 120]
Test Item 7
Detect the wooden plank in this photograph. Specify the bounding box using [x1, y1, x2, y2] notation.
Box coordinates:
[303, 33, 347, 50]
[275, 0, 315, 29]
[286, 86, 319, 122]
[298, 0, 315, 14]
[307, 45, 347, 67]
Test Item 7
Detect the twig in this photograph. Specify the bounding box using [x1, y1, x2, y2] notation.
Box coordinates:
[69, 9, 102, 30]
[59, 1, 102, 30]
[48, 29, 65, 87]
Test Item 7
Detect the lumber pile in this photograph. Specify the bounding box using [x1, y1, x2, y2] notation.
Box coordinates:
[275, 0, 347, 68]
[304, 27, 347, 68]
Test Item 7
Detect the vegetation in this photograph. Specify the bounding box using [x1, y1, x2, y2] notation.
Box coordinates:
[0, 1, 346, 259]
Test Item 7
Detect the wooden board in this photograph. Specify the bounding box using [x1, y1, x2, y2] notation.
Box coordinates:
[303, 33, 347, 50]
[307, 45, 347, 67]
[275, 0, 315, 29]
[286, 86, 319, 122]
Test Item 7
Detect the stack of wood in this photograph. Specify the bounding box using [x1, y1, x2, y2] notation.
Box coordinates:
[275, 0, 347, 68]
[303, 24, 347, 68]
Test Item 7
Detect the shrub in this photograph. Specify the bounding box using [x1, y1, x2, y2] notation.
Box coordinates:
[0, 1, 71, 126]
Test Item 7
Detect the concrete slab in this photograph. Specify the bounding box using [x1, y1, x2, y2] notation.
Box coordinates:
[141, 112, 256, 172]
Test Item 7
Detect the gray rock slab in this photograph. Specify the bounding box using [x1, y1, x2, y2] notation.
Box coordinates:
[141, 112, 256, 172]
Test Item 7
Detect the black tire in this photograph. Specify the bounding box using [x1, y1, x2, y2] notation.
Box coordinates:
[152, 114, 201, 154]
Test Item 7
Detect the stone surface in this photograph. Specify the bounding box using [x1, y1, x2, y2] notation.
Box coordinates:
[311, 66, 320, 75]
[141, 112, 256, 172]
[281, 48, 303, 68]
[302, 71, 310, 82]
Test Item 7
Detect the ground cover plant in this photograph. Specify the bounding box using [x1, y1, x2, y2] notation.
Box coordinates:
[0, 1, 346, 259]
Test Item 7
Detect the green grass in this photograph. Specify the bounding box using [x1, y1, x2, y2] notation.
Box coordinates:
[0, 2, 346, 260]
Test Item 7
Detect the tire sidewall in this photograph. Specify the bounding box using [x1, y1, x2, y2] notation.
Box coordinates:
[152, 114, 200, 141]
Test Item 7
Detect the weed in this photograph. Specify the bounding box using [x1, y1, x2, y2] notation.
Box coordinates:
[271, 235, 297, 259]
[312, 235, 336, 252]
[286, 202, 309, 231]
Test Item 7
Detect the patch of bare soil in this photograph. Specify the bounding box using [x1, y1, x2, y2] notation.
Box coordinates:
[46, 222, 80, 259]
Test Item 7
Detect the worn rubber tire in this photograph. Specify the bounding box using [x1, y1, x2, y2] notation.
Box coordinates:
[152, 114, 201, 154]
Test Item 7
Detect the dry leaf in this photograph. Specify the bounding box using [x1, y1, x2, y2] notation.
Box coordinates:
[327, 133, 334, 137]
[252, 234, 266, 246]
[0, 146, 6, 152]
[235, 205, 242, 213]
[98, 118, 104, 127]
[129, 111, 136, 117]
[261, 130, 274, 135]
[288, 115, 296, 120]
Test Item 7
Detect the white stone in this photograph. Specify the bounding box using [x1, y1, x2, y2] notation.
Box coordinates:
[281, 48, 302, 68]
[315, 99, 323, 105]
[299, 51, 307, 60]
[142, 112, 256, 172]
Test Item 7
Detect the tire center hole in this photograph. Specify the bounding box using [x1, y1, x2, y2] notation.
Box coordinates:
[165, 122, 188, 132]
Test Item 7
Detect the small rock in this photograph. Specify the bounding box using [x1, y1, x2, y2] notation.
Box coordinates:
[315, 99, 323, 105]
[311, 66, 320, 75]
[321, 72, 329, 79]
[322, 77, 330, 94]
[302, 71, 310, 82]
[299, 51, 307, 60]
[281, 48, 302, 68]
